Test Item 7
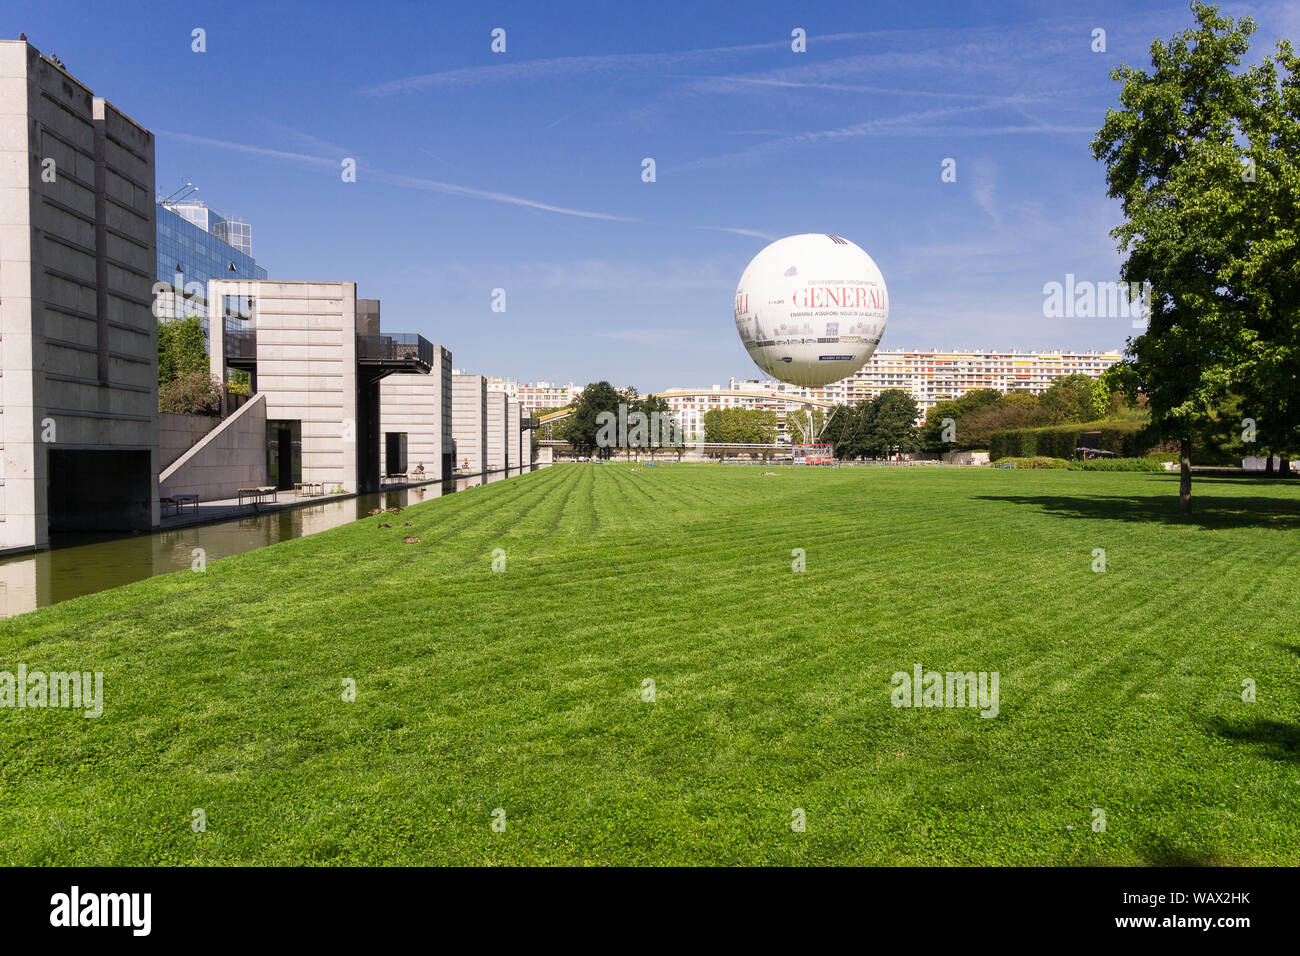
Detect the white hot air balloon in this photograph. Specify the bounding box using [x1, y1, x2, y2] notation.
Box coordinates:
[734, 234, 889, 388]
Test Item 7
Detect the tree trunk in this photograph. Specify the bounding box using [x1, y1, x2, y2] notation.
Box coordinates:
[1281, 457, 1291, 477]
[1179, 438, 1193, 515]
[1265, 451, 1275, 475]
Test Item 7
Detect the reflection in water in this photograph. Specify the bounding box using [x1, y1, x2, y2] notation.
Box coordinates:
[0, 481, 457, 619]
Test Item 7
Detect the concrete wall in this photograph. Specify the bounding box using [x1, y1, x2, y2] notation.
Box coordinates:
[451, 373, 486, 476]
[507, 401, 522, 475]
[380, 345, 451, 480]
[210, 280, 359, 493]
[486, 391, 508, 474]
[159, 413, 218, 468]
[519, 426, 532, 474]
[159, 393, 266, 500]
[0, 41, 159, 552]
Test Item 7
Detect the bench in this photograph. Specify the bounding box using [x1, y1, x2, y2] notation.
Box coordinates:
[160, 494, 200, 516]
[237, 486, 277, 507]
[294, 481, 324, 497]
[384, 473, 407, 484]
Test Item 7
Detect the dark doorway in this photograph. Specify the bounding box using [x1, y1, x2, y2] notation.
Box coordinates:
[266, 420, 301, 490]
[47, 449, 152, 534]
[275, 428, 292, 490]
[385, 432, 408, 476]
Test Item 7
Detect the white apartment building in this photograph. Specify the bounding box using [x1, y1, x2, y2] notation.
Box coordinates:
[481, 378, 582, 412]
[661, 348, 1122, 442]
[484, 376, 516, 398]
[480, 378, 584, 413]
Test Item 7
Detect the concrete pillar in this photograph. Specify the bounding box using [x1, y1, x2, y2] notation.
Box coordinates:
[451, 374, 487, 477]
[486, 391, 508, 475]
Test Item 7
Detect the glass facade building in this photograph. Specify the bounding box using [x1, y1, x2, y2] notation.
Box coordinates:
[165, 200, 256, 257]
[156, 201, 267, 332]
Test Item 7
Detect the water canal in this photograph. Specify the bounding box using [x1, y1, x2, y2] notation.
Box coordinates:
[0, 478, 476, 619]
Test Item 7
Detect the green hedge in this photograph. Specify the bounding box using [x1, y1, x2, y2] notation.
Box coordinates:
[1067, 457, 1168, 472]
[988, 421, 1148, 461]
[992, 456, 1070, 469]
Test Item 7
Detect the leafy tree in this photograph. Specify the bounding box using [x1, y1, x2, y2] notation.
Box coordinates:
[159, 370, 223, 416]
[560, 380, 622, 458]
[954, 393, 1048, 449]
[627, 393, 681, 459]
[1039, 374, 1104, 424]
[1092, 2, 1260, 513]
[1230, 37, 1300, 472]
[821, 404, 855, 453]
[703, 407, 776, 444]
[1098, 362, 1141, 414]
[702, 408, 726, 443]
[833, 401, 876, 460]
[157, 316, 208, 389]
[920, 388, 1002, 449]
[866, 389, 920, 457]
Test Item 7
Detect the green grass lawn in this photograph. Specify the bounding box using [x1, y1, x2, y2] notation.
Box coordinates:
[2, 463, 1298, 865]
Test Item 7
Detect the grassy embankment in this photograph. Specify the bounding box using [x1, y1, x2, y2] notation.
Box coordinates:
[1, 464, 1297, 864]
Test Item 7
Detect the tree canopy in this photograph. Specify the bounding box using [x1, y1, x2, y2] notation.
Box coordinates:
[1091, 1, 1299, 511]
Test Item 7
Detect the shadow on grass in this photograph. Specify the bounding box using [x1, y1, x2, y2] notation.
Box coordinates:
[1206, 717, 1300, 764]
[1186, 475, 1300, 487]
[1132, 840, 1226, 866]
[975, 486, 1300, 530]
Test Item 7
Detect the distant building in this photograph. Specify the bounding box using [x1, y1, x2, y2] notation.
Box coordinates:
[478, 378, 581, 412]
[485, 376, 516, 398]
[662, 348, 1122, 443]
[0, 40, 159, 553]
[155, 196, 267, 333]
[516, 381, 582, 412]
[166, 199, 255, 257]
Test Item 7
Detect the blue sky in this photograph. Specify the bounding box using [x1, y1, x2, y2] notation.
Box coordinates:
[12, 0, 1298, 391]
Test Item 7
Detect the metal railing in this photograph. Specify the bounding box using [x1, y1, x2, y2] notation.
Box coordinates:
[357, 333, 434, 370]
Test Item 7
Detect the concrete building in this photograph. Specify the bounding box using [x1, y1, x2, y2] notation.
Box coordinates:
[451, 373, 486, 476]
[485, 390, 508, 475]
[163, 279, 433, 500]
[380, 344, 452, 480]
[507, 401, 522, 475]
[0, 40, 159, 553]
